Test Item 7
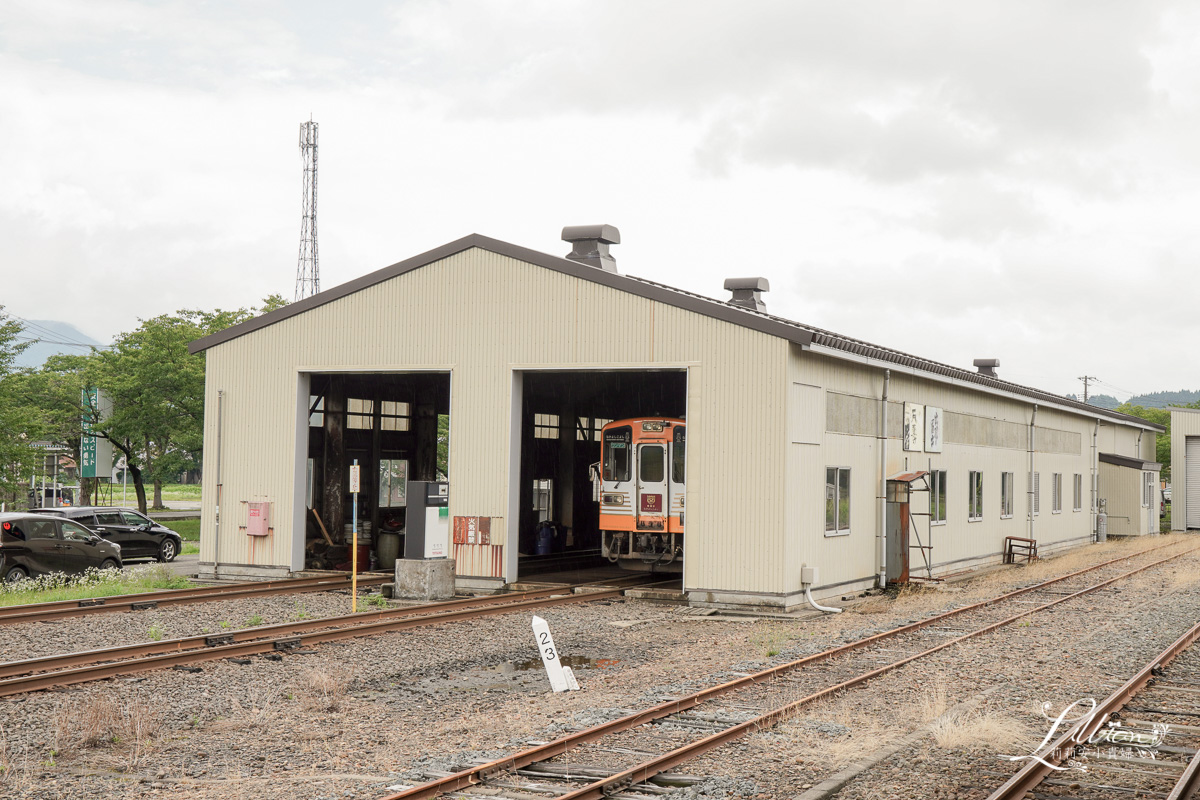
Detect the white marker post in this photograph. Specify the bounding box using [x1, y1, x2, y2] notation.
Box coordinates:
[349, 461, 361, 613]
[532, 615, 570, 693]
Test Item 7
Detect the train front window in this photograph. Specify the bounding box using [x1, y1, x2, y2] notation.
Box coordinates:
[603, 426, 632, 482]
[640, 446, 664, 483]
[672, 426, 685, 484]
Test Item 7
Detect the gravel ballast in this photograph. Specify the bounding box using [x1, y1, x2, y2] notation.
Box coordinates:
[0, 534, 1195, 800]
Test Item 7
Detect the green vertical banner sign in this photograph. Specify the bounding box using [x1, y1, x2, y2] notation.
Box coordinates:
[81, 388, 113, 479]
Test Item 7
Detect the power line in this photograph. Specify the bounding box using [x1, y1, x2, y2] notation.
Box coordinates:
[1078, 375, 1098, 403]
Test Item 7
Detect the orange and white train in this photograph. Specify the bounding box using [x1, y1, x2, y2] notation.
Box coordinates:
[592, 417, 685, 569]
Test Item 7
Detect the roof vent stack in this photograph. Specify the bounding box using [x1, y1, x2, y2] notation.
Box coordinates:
[724, 277, 770, 312]
[562, 224, 620, 273]
[973, 358, 1000, 378]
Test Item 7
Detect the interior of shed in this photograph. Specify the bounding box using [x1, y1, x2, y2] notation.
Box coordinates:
[517, 369, 687, 579]
[302, 371, 450, 572]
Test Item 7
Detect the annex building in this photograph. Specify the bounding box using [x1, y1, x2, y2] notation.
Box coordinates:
[189, 228, 1163, 610]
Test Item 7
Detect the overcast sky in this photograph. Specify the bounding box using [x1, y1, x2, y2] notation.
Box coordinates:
[3, 1, 1198, 400]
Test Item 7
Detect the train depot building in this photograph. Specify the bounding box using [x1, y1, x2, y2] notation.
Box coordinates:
[189, 227, 1163, 610]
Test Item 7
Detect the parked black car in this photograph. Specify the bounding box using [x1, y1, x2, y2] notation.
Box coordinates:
[0, 512, 123, 582]
[33, 507, 182, 563]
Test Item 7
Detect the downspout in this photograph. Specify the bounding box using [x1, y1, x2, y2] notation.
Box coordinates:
[1091, 420, 1099, 542]
[877, 369, 891, 588]
[1029, 405, 1038, 542]
[214, 390, 224, 579]
[1136, 430, 1145, 534]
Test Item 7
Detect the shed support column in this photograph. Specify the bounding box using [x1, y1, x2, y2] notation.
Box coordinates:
[323, 380, 346, 544]
[415, 403, 438, 481]
[557, 399, 576, 536]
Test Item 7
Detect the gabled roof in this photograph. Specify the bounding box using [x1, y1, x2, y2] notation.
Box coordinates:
[189, 233, 1163, 432]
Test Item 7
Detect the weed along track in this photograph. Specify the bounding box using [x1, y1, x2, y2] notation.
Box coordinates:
[985, 616, 1200, 800]
[0, 573, 392, 625]
[4, 537, 1199, 800]
[381, 542, 1200, 800]
[0, 581, 663, 695]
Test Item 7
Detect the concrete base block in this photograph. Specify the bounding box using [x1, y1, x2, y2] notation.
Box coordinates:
[394, 558, 456, 601]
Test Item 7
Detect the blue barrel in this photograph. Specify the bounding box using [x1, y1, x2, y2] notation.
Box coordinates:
[535, 525, 555, 555]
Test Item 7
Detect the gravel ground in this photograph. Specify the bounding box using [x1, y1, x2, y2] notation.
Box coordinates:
[0, 534, 1194, 800]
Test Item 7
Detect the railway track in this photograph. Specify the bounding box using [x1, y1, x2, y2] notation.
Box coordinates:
[381, 541, 1200, 800]
[986, 611, 1200, 799]
[0, 575, 667, 696]
[0, 572, 392, 625]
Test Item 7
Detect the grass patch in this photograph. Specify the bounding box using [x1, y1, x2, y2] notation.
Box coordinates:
[166, 518, 200, 541]
[181, 543, 199, 555]
[0, 564, 189, 608]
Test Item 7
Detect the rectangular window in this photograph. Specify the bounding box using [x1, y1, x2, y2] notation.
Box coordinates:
[532, 479, 553, 523]
[308, 395, 324, 427]
[1052, 473, 1062, 514]
[968, 471, 983, 521]
[577, 417, 614, 441]
[640, 445, 665, 483]
[378, 459, 408, 508]
[380, 401, 411, 432]
[1073, 474, 1083, 512]
[347, 398, 373, 430]
[825, 467, 851, 535]
[929, 470, 947, 524]
[672, 426, 686, 484]
[1001, 472, 1014, 518]
[1032, 472, 1040, 516]
[602, 426, 632, 482]
[1142, 471, 1153, 508]
[534, 413, 560, 440]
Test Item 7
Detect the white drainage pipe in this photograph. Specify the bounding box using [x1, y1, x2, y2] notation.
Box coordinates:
[801, 565, 842, 614]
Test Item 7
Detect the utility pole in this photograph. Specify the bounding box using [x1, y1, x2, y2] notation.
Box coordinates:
[295, 119, 319, 301]
[1078, 375, 1098, 404]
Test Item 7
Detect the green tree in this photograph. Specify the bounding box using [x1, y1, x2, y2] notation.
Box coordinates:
[7, 353, 98, 504]
[86, 298, 285, 512]
[0, 307, 37, 506]
[1114, 403, 1174, 479]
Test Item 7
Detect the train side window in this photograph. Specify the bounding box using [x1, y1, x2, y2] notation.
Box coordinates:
[603, 426, 632, 482]
[672, 426, 685, 484]
[640, 445, 664, 483]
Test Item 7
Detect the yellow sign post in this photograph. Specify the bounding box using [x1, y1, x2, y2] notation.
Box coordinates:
[350, 461, 361, 612]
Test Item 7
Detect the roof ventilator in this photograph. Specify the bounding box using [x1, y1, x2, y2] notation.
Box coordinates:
[973, 358, 1000, 378]
[724, 277, 770, 312]
[562, 224, 620, 273]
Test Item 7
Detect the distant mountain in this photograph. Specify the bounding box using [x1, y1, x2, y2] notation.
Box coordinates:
[1125, 390, 1200, 409]
[1065, 393, 1121, 409]
[14, 320, 103, 368]
[1063, 390, 1200, 410]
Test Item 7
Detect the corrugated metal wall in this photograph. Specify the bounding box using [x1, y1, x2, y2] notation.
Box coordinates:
[1171, 410, 1200, 531]
[199, 248, 789, 595]
[785, 349, 1145, 593]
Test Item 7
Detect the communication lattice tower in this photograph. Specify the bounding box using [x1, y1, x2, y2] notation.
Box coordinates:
[295, 119, 319, 301]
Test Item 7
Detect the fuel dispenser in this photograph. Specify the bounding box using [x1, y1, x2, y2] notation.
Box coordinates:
[403, 481, 449, 559]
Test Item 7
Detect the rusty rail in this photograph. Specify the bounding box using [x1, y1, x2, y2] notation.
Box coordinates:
[986, 613, 1200, 800]
[0, 586, 625, 696]
[382, 541, 1198, 800]
[0, 573, 392, 625]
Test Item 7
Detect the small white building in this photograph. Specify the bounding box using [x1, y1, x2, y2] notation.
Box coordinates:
[189, 228, 1163, 609]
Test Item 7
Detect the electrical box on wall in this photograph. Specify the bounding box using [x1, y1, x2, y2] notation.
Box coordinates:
[247, 501, 271, 536]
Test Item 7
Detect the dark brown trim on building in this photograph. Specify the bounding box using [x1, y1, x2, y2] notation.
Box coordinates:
[188, 233, 1164, 433]
[188, 233, 815, 355]
[1099, 452, 1163, 471]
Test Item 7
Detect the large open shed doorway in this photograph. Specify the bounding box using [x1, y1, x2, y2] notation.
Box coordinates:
[514, 369, 687, 582]
[300, 371, 450, 573]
